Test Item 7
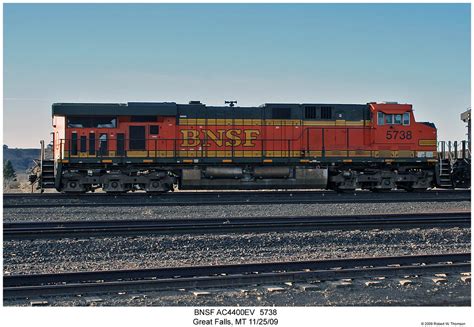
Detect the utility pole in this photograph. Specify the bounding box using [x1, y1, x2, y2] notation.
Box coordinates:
[461, 108, 471, 152]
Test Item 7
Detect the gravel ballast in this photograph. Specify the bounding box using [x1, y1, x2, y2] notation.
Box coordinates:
[3, 227, 470, 275]
[2, 201, 471, 223]
[3, 199, 470, 306]
[4, 271, 471, 307]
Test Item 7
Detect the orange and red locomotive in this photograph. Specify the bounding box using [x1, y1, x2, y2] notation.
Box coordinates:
[45, 101, 438, 193]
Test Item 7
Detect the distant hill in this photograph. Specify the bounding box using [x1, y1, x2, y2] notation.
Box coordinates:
[3, 146, 41, 174]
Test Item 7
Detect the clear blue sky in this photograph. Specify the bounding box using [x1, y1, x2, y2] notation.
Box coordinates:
[3, 3, 471, 148]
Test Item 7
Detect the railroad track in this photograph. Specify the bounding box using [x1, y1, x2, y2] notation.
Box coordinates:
[3, 189, 471, 208]
[4, 253, 470, 299]
[4, 189, 468, 199]
[3, 212, 470, 240]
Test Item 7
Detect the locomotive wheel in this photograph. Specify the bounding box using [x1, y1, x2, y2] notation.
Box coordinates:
[62, 188, 87, 194]
[103, 183, 129, 194]
[403, 187, 427, 192]
[397, 183, 428, 192]
[369, 188, 391, 193]
[61, 180, 86, 193]
[145, 183, 172, 194]
[334, 187, 356, 193]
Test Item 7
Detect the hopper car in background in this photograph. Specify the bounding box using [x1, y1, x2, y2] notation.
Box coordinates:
[29, 101, 470, 193]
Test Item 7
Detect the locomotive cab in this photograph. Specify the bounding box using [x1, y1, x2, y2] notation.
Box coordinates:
[369, 102, 437, 160]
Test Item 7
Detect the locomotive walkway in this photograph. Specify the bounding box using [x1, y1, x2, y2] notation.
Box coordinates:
[3, 189, 470, 208]
[3, 212, 470, 240]
[4, 253, 470, 299]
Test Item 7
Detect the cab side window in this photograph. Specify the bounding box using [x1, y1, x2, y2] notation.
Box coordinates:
[394, 114, 402, 125]
[384, 114, 393, 124]
[403, 112, 410, 125]
[377, 112, 384, 125]
[378, 112, 411, 125]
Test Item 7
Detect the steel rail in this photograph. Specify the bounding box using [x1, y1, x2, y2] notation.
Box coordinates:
[3, 189, 469, 199]
[3, 253, 470, 298]
[3, 190, 471, 208]
[3, 212, 470, 240]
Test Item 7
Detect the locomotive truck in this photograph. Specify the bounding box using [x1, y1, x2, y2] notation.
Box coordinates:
[31, 101, 453, 193]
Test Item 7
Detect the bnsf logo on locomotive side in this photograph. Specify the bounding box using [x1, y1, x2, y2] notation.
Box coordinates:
[180, 129, 260, 147]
